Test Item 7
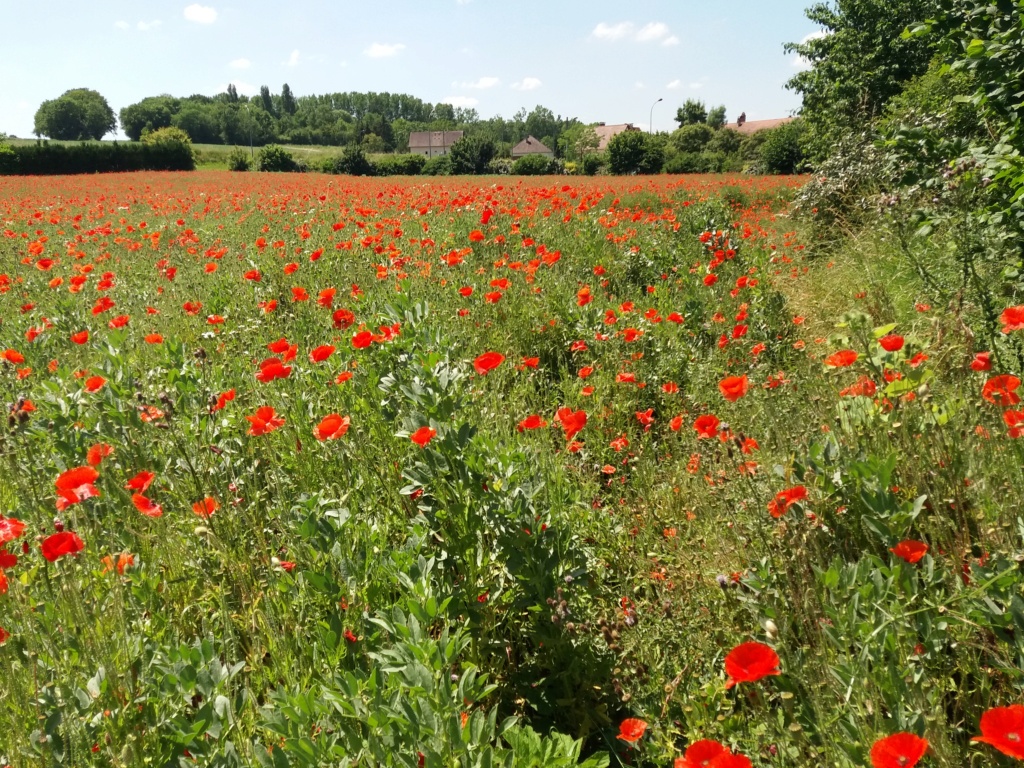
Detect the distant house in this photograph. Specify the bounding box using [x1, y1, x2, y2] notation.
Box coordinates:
[733, 113, 795, 135]
[511, 135, 553, 159]
[408, 130, 464, 158]
[594, 123, 640, 152]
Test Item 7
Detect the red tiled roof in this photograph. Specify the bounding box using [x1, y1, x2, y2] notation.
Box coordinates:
[733, 118, 795, 135]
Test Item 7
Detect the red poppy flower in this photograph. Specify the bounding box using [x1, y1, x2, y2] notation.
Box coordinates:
[192, 497, 219, 518]
[255, 358, 292, 383]
[694, 414, 720, 438]
[125, 471, 155, 492]
[473, 352, 505, 375]
[724, 641, 780, 688]
[617, 718, 647, 744]
[635, 409, 655, 426]
[556, 408, 587, 441]
[0, 516, 26, 545]
[1004, 410, 1024, 438]
[1000, 305, 1024, 334]
[84, 375, 107, 393]
[674, 740, 729, 768]
[333, 308, 356, 329]
[982, 375, 1021, 406]
[890, 540, 929, 564]
[246, 406, 286, 436]
[878, 335, 905, 352]
[869, 732, 928, 768]
[86, 443, 113, 467]
[840, 376, 877, 398]
[213, 389, 236, 411]
[459, 286, 474, 297]
[518, 414, 548, 432]
[973, 704, 1024, 759]
[521, 356, 539, 368]
[315, 414, 351, 441]
[410, 426, 437, 447]
[0, 626, 8, 644]
[310, 345, 336, 363]
[55, 466, 101, 511]
[971, 352, 992, 371]
[767, 486, 807, 518]
[70, 330, 89, 345]
[1, 349, 25, 365]
[41, 531, 85, 562]
[468, 229, 485, 242]
[145, 333, 163, 344]
[0, 549, 17, 569]
[719, 375, 750, 402]
[132, 493, 163, 518]
[825, 350, 858, 367]
[352, 330, 375, 349]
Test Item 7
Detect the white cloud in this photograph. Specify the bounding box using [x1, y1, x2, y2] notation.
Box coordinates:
[511, 77, 542, 91]
[229, 57, 251, 70]
[221, 80, 257, 96]
[286, 49, 300, 67]
[667, 79, 682, 90]
[635, 22, 669, 41]
[634, 81, 646, 90]
[442, 96, 479, 108]
[456, 76, 499, 89]
[364, 42, 405, 58]
[114, 20, 129, 29]
[137, 19, 162, 31]
[184, 4, 217, 24]
[792, 30, 827, 68]
[689, 82, 704, 89]
[592, 22, 634, 41]
[662, 35, 679, 47]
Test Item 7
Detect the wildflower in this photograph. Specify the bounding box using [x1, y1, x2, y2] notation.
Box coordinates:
[132, 493, 163, 518]
[825, 350, 858, 367]
[724, 641, 780, 688]
[719, 375, 749, 402]
[973, 704, 1024, 759]
[517, 415, 548, 432]
[869, 733, 928, 768]
[556, 408, 587, 441]
[0, 516, 26, 545]
[767, 486, 807, 518]
[617, 718, 647, 744]
[1000, 306, 1024, 334]
[473, 352, 505, 375]
[246, 406, 286, 436]
[309, 345, 336, 363]
[890, 540, 929, 564]
[55, 466, 100, 511]
[971, 352, 992, 371]
[878, 335, 905, 352]
[192, 498, 219, 518]
[694, 414, 720, 439]
[410, 426, 437, 447]
[315, 414, 350, 441]
[41, 531, 85, 562]
[982, 375, 1021, 406]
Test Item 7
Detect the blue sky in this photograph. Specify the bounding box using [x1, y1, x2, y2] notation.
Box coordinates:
[0, 0, 821, 139]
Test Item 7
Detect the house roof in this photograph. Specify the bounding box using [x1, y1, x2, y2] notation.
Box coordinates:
[593, 123, 639, 151]
[511, 135, 552, 155]
[733, 118, 795, 135]
[408, 130, 464, 148]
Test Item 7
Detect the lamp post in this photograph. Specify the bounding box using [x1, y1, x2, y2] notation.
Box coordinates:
[650, 98, 663, 135]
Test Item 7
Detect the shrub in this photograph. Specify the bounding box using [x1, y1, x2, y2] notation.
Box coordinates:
[324, 145, 373, 176]
[581, 153, 603, 176]
[759, 121, 807, 175]
[422, 155, 453, 176]
[0, 140, 195, 175]
[0, 142, 17, 174]
[671, 123, 715, 154]
[513, 154, 554, 175]
[607, 131, 663, 174]
[663, 151, 727, 174]
[227, 147, 251, 172]
[487, 157, 514, 175]
[142, 126, 197, 167]
[256, 144, 301, 173]
[449, 135, 496, 175]
[372, 153, 426, 176]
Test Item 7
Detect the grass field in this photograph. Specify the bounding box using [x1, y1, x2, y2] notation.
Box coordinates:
[0, 171, 1023, 767]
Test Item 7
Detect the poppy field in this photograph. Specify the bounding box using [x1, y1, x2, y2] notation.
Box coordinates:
[2, 170, 1024, 767]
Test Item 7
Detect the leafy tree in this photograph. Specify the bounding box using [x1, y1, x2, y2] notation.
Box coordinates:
[259, 86, 275, 116]
[607, 130, 663, 174]
[120, 96, 179, 141]
[227, 147, 251, 171]
[141, 126, 196, 168]
[674, 99, 707, 127]
[558, 124, 600, 161]
[281, 84, 297, 116]
[513, 153, 554, 175]
[708, 127, 743, 155]
[360, 133, 387, 153]
[785, 0, 936, 157]
[330, 145, 373, 176]
[707, 105, 727, 129]
[671, 124, 715, 153]
[449, 135, 496, 175]
[760, 120, 807, 174]
[34, 89, 116, 140]
[256, 144, 300, 172]
[172, 104, 221, 144]
[225, 84, 239, 102]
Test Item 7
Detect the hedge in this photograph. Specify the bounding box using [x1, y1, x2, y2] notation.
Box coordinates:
[0, 141, 196, 175]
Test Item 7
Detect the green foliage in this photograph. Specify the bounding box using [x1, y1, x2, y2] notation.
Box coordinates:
[581, 153, 603, 176]
[326, 145, 373, 176]
[0, 140, 196, 175]
[33, 88, 117, 141]
[707, 105, 727, 130]
[707, 127, 743, 155]
[607, 130, 663, 174]
[674, 99, 708, 126]
[671, 123, 715, 154]
[256, 144, 301, 173]
[119, 96, 178, 141]
[513, 153, 555, 176]
[227, 146, 252, 172]
[0, 141, 16, 174]
[785, 0, 936, 158]
[759, 120, 807, 174]
[558, 124, 601, 160]
[373, 153, 427, 176]
[449, 135, 496, 175]
[422, 154, 453, 176]
[663, 151, 727, 174]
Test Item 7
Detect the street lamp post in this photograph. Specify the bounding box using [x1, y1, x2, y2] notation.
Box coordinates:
[650, 98, 663, 135]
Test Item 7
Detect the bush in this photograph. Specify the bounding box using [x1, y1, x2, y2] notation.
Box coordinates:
[256, 144, 301, 173]
[227, 147, 251, 172]
[142, 126, 197, 167]
[671, 123, 715, 154]
[324, 145, 373, 176]
[449, 135, 496, 175]
[513, 154, 554, 175]
[372, 153, 426, 176]
[581, 153, 603, 176]
[486, 157, 514, 175]
[759, 120, 807, 175]
[422, 155, 453, 176]
[0, 140, 196, 175]
[663, 152, 728, 174]
[0, 142, 17, 174]
[607, 130, 663, 174]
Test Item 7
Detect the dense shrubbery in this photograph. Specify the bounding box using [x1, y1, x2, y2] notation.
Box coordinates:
[227, 147, 252, 172]
[512, 153, 555, 175]
[256, 144, 302, 173]
[0, 140, 196, 175]
[372, 153, 427, 176]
